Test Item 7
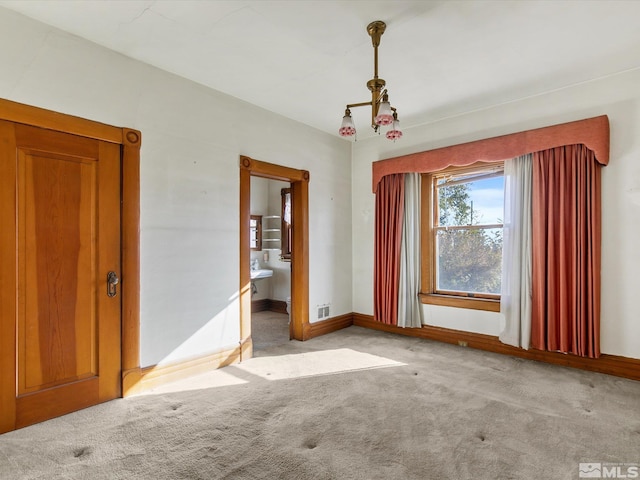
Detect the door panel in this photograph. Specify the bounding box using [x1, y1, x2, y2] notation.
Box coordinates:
[0, 122, 121, 432]
[18, 151, 98, 395]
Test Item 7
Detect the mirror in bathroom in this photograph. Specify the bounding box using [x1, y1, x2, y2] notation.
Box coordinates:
[250, 215, 262, 251]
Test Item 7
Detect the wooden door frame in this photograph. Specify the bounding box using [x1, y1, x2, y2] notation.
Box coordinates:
[0, 98, 141, 410]
[239, 156, 310, 359]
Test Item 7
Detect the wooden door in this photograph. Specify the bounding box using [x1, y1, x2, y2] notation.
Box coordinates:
[0, 121, 121, 433]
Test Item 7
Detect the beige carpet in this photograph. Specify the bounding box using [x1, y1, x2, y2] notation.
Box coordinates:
[1, 325, 639, 479]
[251, 311, 290, 352]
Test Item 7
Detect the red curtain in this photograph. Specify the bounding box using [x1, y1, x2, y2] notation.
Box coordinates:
[374, 174, 405, 325]
[531, 145, 602, 358]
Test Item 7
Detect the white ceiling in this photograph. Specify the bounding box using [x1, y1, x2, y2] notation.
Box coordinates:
[2, 0, 640, 138]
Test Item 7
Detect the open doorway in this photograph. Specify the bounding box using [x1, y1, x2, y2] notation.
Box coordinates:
[239, 156, 310, 361]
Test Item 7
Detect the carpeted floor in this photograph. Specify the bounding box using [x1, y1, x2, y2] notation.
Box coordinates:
[1, 325, 639, 479]
[251, 311, 290, 352]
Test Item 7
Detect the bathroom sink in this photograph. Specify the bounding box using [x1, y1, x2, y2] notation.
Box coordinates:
[251, 269, 273, 280]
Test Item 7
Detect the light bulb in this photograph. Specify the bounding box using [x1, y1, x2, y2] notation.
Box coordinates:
[339, 111, 356, 137]
[385, 117, 403, 141]
[374, 101, 393, 126]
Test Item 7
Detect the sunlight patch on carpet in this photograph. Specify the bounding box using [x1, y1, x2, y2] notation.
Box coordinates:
[234, 348, 406, 380]
[137, 368, 248, 395]
[135, 349, 405, 396]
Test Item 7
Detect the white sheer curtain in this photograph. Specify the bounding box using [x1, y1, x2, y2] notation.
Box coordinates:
[398, 173, 423, 328]
[500, 154, 533, 348]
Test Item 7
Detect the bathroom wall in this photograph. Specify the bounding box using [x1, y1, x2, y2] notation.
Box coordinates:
[265, 179, 292, 302]
[249, 176, 270, 301]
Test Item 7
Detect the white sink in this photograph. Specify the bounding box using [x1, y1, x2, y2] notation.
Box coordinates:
[251, 269, 273, 280]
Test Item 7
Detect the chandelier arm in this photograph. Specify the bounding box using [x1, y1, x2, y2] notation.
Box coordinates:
[346, 101, 373, 109]
[376, 89, 388, 103]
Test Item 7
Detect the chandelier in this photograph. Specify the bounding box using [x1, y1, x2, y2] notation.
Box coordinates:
[339, 20, 402, 141]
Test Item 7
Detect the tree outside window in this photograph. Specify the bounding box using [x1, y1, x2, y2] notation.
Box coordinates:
[422, 163, 504, 310]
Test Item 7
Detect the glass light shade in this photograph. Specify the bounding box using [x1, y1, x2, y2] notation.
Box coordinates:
[339, 114, 356, 137]
[374, 101, 394, 126]
[385, 118, 403, 141]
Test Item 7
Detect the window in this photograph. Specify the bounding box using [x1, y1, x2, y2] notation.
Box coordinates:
[421, 163, 504, 311]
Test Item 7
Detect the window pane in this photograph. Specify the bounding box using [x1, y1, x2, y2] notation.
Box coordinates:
[436, 228, 502, 294]
[437, 175, 504, 226]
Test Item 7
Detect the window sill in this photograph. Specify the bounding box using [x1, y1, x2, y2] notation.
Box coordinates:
[419, 293, 500, 312]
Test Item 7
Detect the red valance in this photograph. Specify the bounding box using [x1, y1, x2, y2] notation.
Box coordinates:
[371, 115, 609, 192]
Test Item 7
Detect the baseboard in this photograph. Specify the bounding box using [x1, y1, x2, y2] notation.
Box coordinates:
[251, 298, 271, 313]
[251, 298, 287, 315]
[122, 345, 242, 396]
[352, 313, 640, 381]
[270, 300, 288, 315]
[307, 313, 353, 340]
[122, 368, 143, 397]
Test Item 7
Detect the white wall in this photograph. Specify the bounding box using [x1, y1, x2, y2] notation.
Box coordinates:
[352, 67, 640, 359]
[0, 8, 352, 367]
